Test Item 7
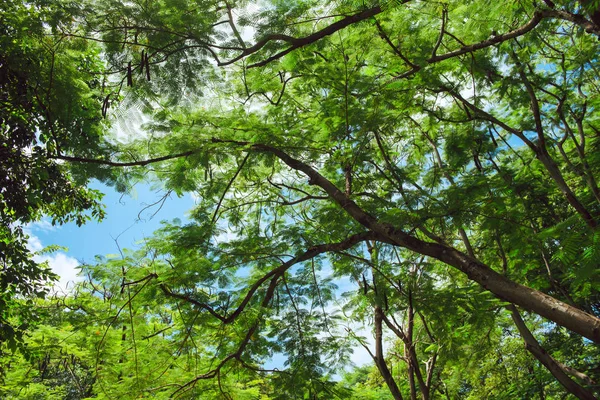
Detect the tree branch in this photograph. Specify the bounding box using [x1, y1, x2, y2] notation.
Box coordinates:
[52, 149, 203, 167]
[160, 231, 379, 324]
[211, 152, 250, 224]
[246, 6, 384, 69]
[539, 8, 600, 37]
[428, 12, 545, 63]
[508, 305, 597, 400]
[240, 141, 600, 343]
[57, 138, 600, 341]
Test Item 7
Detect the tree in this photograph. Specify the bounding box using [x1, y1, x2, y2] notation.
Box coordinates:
[1, 0, 106, 354]
[3, 0, 600, 398]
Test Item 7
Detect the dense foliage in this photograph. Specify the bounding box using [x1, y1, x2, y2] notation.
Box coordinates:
[0, 0, 106, 354]
[2, 0, 600, 398]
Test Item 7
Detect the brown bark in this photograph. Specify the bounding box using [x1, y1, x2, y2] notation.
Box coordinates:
[246, 6, 385, 69]
[252, 143, 600, 343]
[508, 305, 597, 400]
[374, 306, 405, 400]
[542, 8, 600, 36]
[370, 244, 427, 400]
[53, 149, 202, 167]
[375, 272, 435, 400]
[405, 290, 418, 400]
[582, 0, 600, 27]
[428, 12, 546, 63]
[382, 310, 432, 400]
[556, 361, 597, 387]
[408, 290, 430, 400]
[407, 343, 417, 400]
[535, 148, 596, 228]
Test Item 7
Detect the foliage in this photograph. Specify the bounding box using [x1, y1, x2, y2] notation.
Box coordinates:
[2, 0, 600, 398]
[0, 0, 107, 354]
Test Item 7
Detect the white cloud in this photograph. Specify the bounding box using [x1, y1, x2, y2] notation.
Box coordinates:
[27, 218, 57, 232]
[34, 252, 81, 295]
[24, 227, 81, 294]
[26, 233, 44, 253]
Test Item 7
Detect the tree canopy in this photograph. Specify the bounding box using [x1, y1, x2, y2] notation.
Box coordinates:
[1, 0, 106, 353]
[2, 0, 600, 398]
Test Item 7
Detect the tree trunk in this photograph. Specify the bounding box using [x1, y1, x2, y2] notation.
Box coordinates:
[374, 306, 405, 400]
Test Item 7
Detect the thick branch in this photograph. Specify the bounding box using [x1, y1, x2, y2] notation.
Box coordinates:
[211, 152, 250, 224]
[245, 142, 600, 343]
[508, 305, 597, 400]
[539, 9, 600, 36]
[59, 139, 600, 341]
[375, 306, 405, 400]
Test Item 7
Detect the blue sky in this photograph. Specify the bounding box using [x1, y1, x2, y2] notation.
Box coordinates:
[26, 180, 195, 291]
